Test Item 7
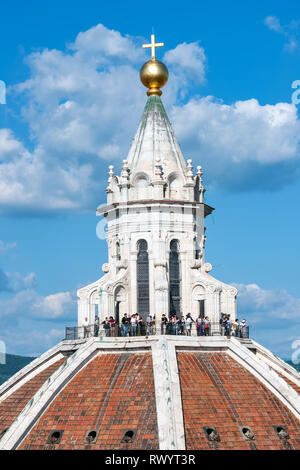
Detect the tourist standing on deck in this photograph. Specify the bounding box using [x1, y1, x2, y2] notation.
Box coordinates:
[240, 319, 248, 338]
[161, 314, 168, 334]
[203, 316, 210, 336]
[109, 316, 116, 337]
[102, 317, 111, 337]
[131, 314, 138, 336]
[94, 316, 99, 337]
[146, 314, 153, 335]
[196, 315, 203, 336]
[225, 315, 232, 337]
[83, 317, 90, 338]
[233, 318, 239, 337]
[185, 313, 194, 336]
[180, 316, 185, 335]
[121, 314, 129, 337]
[137, 314, 143, 335]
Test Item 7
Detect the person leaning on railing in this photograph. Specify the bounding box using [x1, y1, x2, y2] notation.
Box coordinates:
[240, 319, 248, 338]
[179, 315, 185, 335]
[130, 314, 138, 336]
[196, 315, 203, 336]
[225, 315, 232, 337]
[121, 314, 130, 337]
[102, 317, 111, 337]
[137, 314, 143, 335]
[109, 316, 116, 336]
[146, 314, 154, 335]
[233, 318, 239, 337]
[83, 317, 90, 338]
[220, 314, 226, 336]
[185, 313, 194, 336]
[203, 316, 210, 336]
[161, 314, 168, 334]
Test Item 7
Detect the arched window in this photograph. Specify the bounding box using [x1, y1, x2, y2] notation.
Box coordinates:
[192, 285, 205, 318]
[116, 241, 121, 261]
[111, 176, 120, 203]
[169, 240, 181, 316]
[194, 176, 200, 202]
[137, 240, 149, 320]
[169, 175, 180, 199]
[135, 174, 149, 199]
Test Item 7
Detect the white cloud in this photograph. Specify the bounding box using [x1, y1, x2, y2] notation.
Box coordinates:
[233, 282, 300, 358]
[0, 240, 16, 255]
[0, 275, 76, 355]
[70, 24, 144, 63]
[264, 16, 283, 34]
[33, 291, 76, 319]
[164, 41, 207, 84]
[0, 269, 10, 292]
[5, 271, 36, 292]
[0, 269, 36, 292]
[235, 283, 300, 322]
[0, 288, 76, 320]
[264, 15, 300, 51]
[171, 97, 300, 189]
[0, 327, 63, 357]
[0, 129, 95, 213]
[0, 23, 300, 214]
[0, 129, 24, 158]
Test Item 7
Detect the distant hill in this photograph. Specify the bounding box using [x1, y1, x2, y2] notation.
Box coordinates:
[0, 353, 35, 386]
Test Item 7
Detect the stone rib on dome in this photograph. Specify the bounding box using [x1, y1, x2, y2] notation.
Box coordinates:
[127, 95, 187, 182]
[0, 357, 66, 434]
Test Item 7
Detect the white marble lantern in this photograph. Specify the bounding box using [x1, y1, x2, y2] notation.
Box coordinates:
[77, 94, 237, 334]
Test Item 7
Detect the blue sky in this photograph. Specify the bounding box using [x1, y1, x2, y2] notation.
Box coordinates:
[0, 0, 299, 359]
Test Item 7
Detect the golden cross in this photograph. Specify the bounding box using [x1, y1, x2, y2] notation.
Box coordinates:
[142, 34, 164, 60]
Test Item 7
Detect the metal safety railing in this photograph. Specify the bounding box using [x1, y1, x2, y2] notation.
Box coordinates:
[64, 321, 249, 340]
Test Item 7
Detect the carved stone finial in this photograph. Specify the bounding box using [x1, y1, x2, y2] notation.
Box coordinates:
[108, 165, 114, 182]
[186, 159, 194, 183]
[120, 159, 129, 182]
[197, 165, 203, 179]
[196, 165, 206, 203]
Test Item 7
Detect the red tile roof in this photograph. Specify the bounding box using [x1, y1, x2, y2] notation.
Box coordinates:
[0, 358, 65, 435]
[19, 353, 158, 450]
[177, 352, 300, 450]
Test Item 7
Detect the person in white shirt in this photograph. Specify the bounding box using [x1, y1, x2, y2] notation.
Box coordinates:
[83, 317, 89, 338]
[233, 318, 239, 337]
[130, 314, 138, 336]
[185, 313, 194, 336]
[240, 319, 248, 338]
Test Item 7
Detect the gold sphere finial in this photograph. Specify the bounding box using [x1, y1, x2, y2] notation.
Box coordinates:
[140, 34, 168, 96]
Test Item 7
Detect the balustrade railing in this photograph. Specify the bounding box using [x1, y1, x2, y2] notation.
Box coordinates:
[64, 321, 249, 340]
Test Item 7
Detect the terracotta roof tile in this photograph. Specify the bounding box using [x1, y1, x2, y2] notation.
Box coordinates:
[177, 352, 300, 450]
[0, 358, 65, 434]
[19, 353, 158, 450]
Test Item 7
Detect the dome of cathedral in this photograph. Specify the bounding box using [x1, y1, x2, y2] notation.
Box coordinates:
[0, 336, 299, 450]
[0, 33, 299, 452]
